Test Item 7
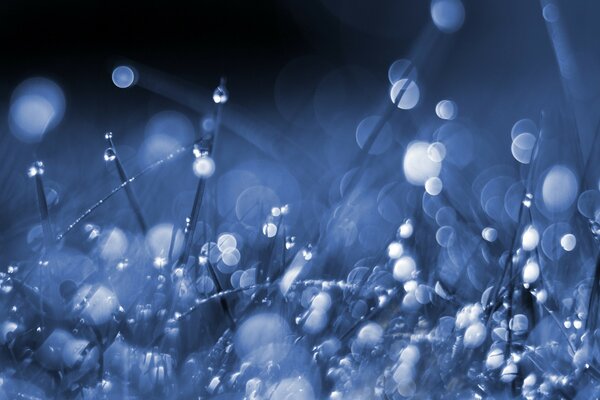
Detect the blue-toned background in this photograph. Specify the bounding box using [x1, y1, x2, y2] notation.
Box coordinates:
[1, 0, 600, 398]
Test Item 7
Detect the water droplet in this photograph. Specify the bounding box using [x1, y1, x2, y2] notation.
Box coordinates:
[390, 79, 420, 110]
[560, 233, 576, 251]
[193, 156, 215, 178]
[486, 348, 504, 369]
[482, 227, 498, 242]
[104, 147, 116, 161]
[521, 225, 539, 251]
[500, 363, 518, 383]
[27, 160, 45, 177]
[393, 256, 416, 282]
[387, 242, 404, 259]
[285, 236, 296, 249]
[464, 322, 487, 348]
[213, 85, 229, 104]
[522, 260, 540, 284]
[262, 222, 278, 238]
[398, 220, 414, 239]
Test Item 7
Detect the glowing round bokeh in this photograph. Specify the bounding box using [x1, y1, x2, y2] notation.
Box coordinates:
[560, 233, 576, 251]
[435, 100, 457, 120]
[522, 225, 540, 251]
[511, 133, 536, 164]
[236, 185, 280, 228]
[425, 177, 443, 196]
[234, 313, 291, 365]
[403, 141, 442, 186]
[99, 227, 128, 261]
[390, 79, 420, 110]
[577, 190, 600, 220]
[427, 142, 447, 162]
[111, 66, 136, 89]
[217, 233, 237, 252]
[146, 223, 183, 259]
[543, 4, 560, 22]
[139, 111, 194, 169]
[388, 59, 418, 85]
[511, 118, 537, 141]
[9, 77, 65, 143]
[193, 156, 216, 178]
[355, 116, 393, 155]
[433, 122, 474, 168]
[540, 165, 578, 213]
[541, 222, 571, 260]
[431, 0, 465, 33]
[436, 226, 456, 247]
[481, 227, 497, 242]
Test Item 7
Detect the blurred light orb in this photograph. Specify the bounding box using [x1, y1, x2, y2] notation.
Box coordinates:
[311, 292, 332, 311]
[355, 116, 393, 155]
[436, 225, 455, 247]
[387, 241, 404, 259]
[100, 228, 128, 261]
[239, 268, 256, 291]
[303, 309, 328, 334]
[73, 285, 119, 325]
[521, 225, 540, 251]
[388, 59, 418, 84]
[522, 260, 540, 284]
[536, 289, 548, 303]
[393, 256, 416, 282]
[435, 100, 457, 120]
[140, 133, 181, 166]
[356, 322, 384, 347]
[560, 233, 576, 251]
[511, 133, 537, 164]
[577, 190, 600, 219]
[427, 142, 447, 162]
[481, 227, 497, 242]
[146, 223, 183, 258]
[9, 77, 65, 143]
[262, 222, 278, 238]
[431, 0, 465, 33]
[543, 4, 560, 22]
[541, 165, 578, 213]
[511, 118, 537, 140]
[234, 313, 291, 364]
[399, 221, 414, 238]
[202, 117, 215, 132]
[403, 141, 442, 185]
[193, 156, 216, 178]
[425, 177, 443, 196]
[510, 314, 529, 334]
[464, 322, 486, 348]
[486, 348, 504, 370]
[390, 79, 420, 110]
[196, 276, 215, 295]
[111, 66, 136, 89]
[501, 363, 518, 383]
[217, 233, 237, 252]
[221, 248, 241, 267]
[400, 345, 421, 365]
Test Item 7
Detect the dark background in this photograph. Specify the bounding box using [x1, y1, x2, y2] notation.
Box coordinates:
[1, 0, 599, 259]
